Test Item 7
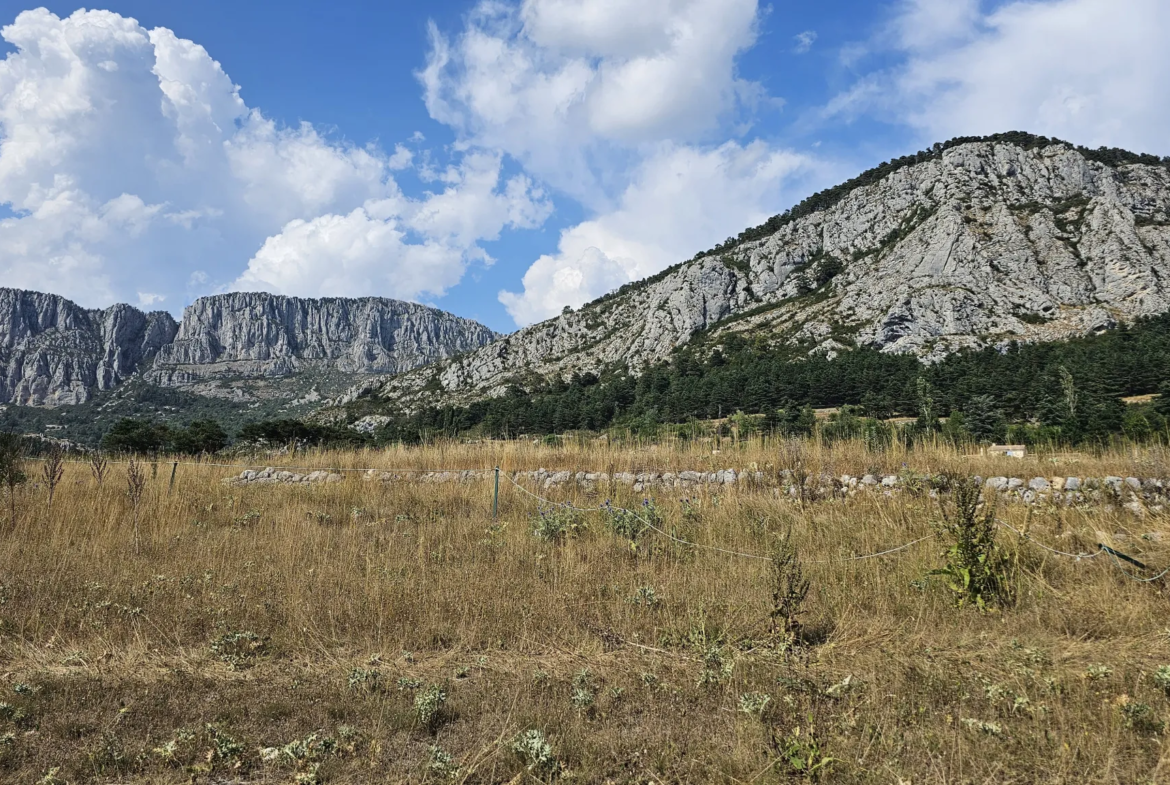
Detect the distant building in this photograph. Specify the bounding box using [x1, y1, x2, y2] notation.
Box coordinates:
[987, 444, 1027, 459]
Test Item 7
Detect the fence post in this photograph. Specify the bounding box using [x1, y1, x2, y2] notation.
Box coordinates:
[493, 466, 500, 521]
[168, 461, 178, 494]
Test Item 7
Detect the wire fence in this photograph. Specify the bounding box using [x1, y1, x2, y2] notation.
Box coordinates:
[21, 454, 1170, 581]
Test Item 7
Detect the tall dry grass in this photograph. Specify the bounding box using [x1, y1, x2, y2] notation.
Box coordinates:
[0, 438, 1166, 783]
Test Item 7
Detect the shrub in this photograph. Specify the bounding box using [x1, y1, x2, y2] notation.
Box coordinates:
[413, 684, 448, 731]
[512, 729, 558, 775]
[929, 478, 1012, 609]
[768, 529, 810, 643]
[532, 505, 587, 542]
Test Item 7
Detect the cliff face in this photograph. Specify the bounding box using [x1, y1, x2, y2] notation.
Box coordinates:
[366, 138, 1170, 407]
[0, 289, 178, 406]
[0, 290, 498, 406]
[146, 293, 499, 387]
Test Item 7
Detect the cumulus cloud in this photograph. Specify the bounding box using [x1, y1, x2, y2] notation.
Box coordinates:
[835, 0, 1170, 155]
[234, 152, 551, 299]
[423, 0, 819, 325]
[0, 8, 547, 310]
[421, 0, 764, 205]
[499, 141, 811, 323]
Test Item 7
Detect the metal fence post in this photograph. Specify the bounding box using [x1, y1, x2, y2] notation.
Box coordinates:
[493, 466, 500, 520]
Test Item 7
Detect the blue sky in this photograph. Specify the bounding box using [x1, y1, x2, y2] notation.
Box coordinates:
[0, 0, 1165, 332]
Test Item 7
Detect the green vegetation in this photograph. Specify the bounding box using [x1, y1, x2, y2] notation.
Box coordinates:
[354, 312, 1170, 447]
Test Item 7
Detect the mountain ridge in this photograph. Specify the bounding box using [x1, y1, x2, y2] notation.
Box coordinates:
[0, 290, 498, 407]
[346, 133, 1170, 414]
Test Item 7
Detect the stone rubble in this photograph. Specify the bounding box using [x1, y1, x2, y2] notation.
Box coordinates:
[221, 467, 1169, 514]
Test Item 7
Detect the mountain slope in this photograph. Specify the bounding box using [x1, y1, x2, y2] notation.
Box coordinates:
[360, 134, 1170, 410]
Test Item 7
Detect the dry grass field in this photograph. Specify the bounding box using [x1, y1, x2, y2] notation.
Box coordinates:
[0, 437, 1168, 783]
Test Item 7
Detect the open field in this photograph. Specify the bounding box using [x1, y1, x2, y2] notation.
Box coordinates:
[0, 437, 1169, 783]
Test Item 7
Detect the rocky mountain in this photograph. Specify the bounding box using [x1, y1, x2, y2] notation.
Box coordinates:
[0, 290, 498, 406]
[0, 289, 178, 406]
[360, 134, 1170, 409]
[147, 293, 498, 389]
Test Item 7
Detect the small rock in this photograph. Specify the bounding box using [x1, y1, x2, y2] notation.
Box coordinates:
[1028, 477, 1050, 492]
[1064, 477, 1081, 491]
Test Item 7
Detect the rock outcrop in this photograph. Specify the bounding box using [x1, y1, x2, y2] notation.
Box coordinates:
[147, 293, 499, 386]
[0, 290, 498, 406]
[365, 136, 1170, 407]
[0, 289, 178, 406]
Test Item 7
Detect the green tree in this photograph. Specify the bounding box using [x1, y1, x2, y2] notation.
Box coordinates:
[1156, 380, 1170, 417]
[170, 420, 229, 454]
[102, 418, 169, 454]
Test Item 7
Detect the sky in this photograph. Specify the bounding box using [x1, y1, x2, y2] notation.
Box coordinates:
[0, 0, 1166, 333]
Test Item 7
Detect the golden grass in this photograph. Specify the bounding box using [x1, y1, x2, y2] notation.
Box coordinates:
[0, 438, 1167, 783]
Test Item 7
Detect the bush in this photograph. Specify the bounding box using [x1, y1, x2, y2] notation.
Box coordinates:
[929, 478, 1013, 610]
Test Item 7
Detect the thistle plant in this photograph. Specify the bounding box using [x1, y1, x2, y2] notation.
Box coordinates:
[41, 444, 64, 507]
[126, 457, 148, 554]
[89, 451, 108, 487]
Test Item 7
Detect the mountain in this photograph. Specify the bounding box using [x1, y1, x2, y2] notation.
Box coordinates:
[0, 290, 498, 407]
[356, 134, 1170, 410]
[0, 289, 178, 406]
[146, 293, 498, 394]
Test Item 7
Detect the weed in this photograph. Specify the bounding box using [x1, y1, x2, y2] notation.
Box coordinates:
[961, 718, 1004, 736]
[1086, 664, 1113, 682]
[603, 499, 662, 548]
[428, 744, 461, 780]
[1153, 666, 1170, 696]
[126, 457, 148, 554]
[88, 452, 108, 487]
[768, 528, 810, 643]
[41, 444, 64, 507]
[532, 505, 587, 542]
[0, 433, 26, 528]
[571, 669, 598, 713]
[930, 477, 1012, 609]
[512, 729, 558, 776]
[397, 677, 423, 691]
[347, 667, 381, 693]
[210, 630, 269, 670]
[1119, 700, 1165, 735]
[773, 719, 836, 780]
[627, 585, 662, 607]
[413, 683, 448, 731]
[739, 691, 772, 717]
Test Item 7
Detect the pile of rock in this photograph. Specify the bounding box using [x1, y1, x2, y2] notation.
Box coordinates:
[222, 467, 344, 486]
[219, 466, 1168, 515]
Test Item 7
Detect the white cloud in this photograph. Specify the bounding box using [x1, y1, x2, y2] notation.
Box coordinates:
[793, 30, 817, 54]
[499, 141, 811, 323]
[838, 0, 1170, 155]
[424, 0, 820, 326]
[0, 8, 547, 310]
[137, 292, 164, 307]
[234, 151, 551, 299]
[421, 0, 764, 205]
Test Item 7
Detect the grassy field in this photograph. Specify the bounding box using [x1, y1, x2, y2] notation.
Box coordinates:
[0, 437, 1168, 783]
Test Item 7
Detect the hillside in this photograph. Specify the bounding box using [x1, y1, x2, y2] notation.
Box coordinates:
[353, 133, 1170, 412]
